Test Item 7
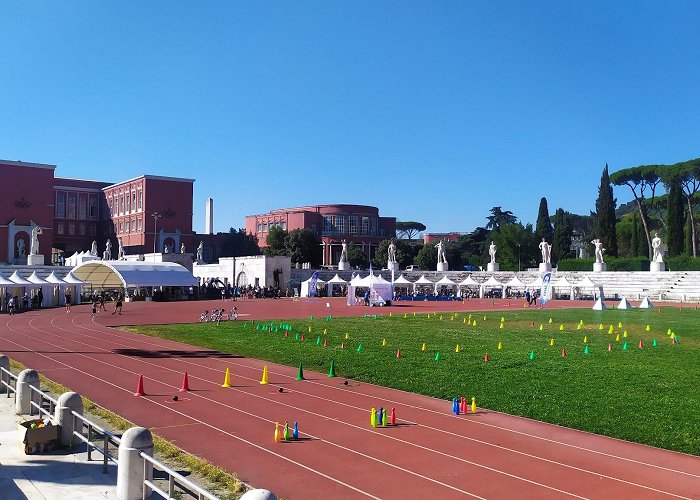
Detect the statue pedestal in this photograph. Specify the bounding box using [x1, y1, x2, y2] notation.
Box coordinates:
[387, 261, 399, 273]
[437, 262, 448, 272]
[487, 262, 499, 272]
[539, 263, 552, 273]
[338, 261, 350, 271]
[593, 262, 607, 272]
[650, 261, 666, 272]
[27, 254, 45, 266]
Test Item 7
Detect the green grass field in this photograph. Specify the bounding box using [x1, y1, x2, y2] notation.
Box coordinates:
[125, 306, 700, 456]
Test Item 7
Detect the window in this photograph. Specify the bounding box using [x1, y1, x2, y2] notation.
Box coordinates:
[119, 222, 124, 233]
[67, 193, 77, 219]
[132, 192, 136, 213]
[281, 222, 287, 230]
[90, 224, 96, 237]
[79, 223, 86, 236]
[126, 192, 130, 213]
[137, 190, 142, 210]
[257, 223, 263, 232]
[56, 192, 66, 218]
[120, 194, 125, 214]
[361, 217, 370, 235]
[335, 216, 345, 234]
[57, 222, 64, 235]
[349, 216, 358, 235]
[68, 223, 75, 235]
[131, 219, 136, 232]
[323, 216, 333, 234]
[78, 194, 87, 219]
[89, 194, 98, 220]
[138, 218, 142, 231]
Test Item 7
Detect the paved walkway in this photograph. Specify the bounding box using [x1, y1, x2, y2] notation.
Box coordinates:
[0, 395, 117, 500]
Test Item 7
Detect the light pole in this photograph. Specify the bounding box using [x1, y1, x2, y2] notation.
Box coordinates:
[151, 212, 162, 254]
[517, 243, 521, 272]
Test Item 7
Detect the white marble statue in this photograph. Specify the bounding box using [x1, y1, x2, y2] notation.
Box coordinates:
[30, 226, 42, 255]
[103, 239, 112, 260]
[197, 241, 204, 261]
[388, 241, 397, 263]
[436, 239, 447, 264]
[339, 240, 348, 263]
[539, 238, 552, 264]
[652, 232, 665, 263]
[489, 241, 497, 264]
[118, 237, 125, 260]
[591, 238, 605, 264]
[17, 238, 26, 257]
[90, 240, 98, 256]
[163, 243, 171, 254]
[181, 242, 186, 254]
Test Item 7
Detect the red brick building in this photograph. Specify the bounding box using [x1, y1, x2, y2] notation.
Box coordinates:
[1, 159, 195, 264]
[246, 204, 396, 265]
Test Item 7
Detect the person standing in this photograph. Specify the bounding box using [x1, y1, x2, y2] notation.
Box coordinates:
[112, 294, 123, 315]
[65, 291, 72, 313]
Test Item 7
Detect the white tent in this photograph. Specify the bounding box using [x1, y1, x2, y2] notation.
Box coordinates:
[434, 275, 457, 295]
[300, 275, 326, 297]
[347, 273, 393, 306]
[8, 271, 39, 310]
[45, 271, 68, 307]
[551, 275, 576, 300]
[458, 275, 480, 297]
[27, 271, 52, 308]
[480, 276, 504, 298]
[505, 275, 528, 288]
[393, 274, 413, 285]
[0, 272, 16, 313]
[412, 275, 434, 294]
[326, 274, 348, 297]
[577, 276, 604, 300]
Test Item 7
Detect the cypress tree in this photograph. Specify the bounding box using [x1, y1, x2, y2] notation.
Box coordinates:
[593, 164, 618, 256]
[636, 213, 647, 257]
[666, 178, 685, 256]
[535, 197, 553, 243]
[685, 215, 693, 255]
[552, 209, 573, 263]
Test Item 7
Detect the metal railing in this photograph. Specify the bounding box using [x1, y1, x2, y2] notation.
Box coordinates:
[0, 366, 18, 397]
[28, 384, 58, 419]
[141, 452, 220, 500]
[71, 410, 121, 474]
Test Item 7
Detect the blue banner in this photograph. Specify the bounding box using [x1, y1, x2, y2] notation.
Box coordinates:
[540, 272, 552, 305]
[309, 271, 318, 297]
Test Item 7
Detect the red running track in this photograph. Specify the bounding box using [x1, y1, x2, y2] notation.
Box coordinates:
[1, 298, 699, 499]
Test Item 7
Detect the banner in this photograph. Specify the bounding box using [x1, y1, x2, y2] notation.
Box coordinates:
[540, 272, 552, 306]
[309, 271, 318, 297]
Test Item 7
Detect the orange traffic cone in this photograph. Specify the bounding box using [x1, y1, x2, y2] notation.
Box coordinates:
[323, 338, 328, 347]
[561, 348, 567, 357]
[179, 371, 190, 392]
[221, 367, 232, 388]
[260, 365, 269, 385]
[134, 374, 145, 397]
[639, 340, 644, 349]
[484, 353, 489, 362]
[396, 349, 401, 358]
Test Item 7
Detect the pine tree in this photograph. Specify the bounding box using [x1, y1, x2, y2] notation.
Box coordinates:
[593, 164, 618, 256]
[666, 178, 685, 256]
[535, 197, 553, 243]
[636, 214, 647, 257]
[552, 209, 573, 263]
[631, 214, 639, 257]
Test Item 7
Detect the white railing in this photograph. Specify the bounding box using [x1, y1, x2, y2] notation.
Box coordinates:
[28, 384, 58, 419]
[0, 366, 18, 397]
[141, 452, 220, 500]
[71, 410, 121, 474]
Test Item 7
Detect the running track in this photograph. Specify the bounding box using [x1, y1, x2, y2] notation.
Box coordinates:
[1, 298, 698, 499]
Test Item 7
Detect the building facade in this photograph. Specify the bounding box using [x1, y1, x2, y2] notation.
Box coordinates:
[245, 204, 396, 266]
[1, 159, 196, 265]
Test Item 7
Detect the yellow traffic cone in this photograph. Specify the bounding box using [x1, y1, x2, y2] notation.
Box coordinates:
[421, 342, 426, 352]
[455, 344, 460, 353]
[497, 341, 502, 350]
[221, 368, 232, 388]
[471, 397, 477, 414]
[550, 338, 554, 346]
[260, 365, 269, 385]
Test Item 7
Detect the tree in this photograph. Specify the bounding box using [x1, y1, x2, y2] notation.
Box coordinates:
[552, 209, 573, 263]
[395, 221, 426, 240]
[373, 238, 414, 269]
[673, 158, 700, 256]
[490, 223, 538, 270]
[264, 226, 287, 257]
[284, 229, 321, 267]
[535, 197, 553, 243]
[346, 243, 367, 268]
[665, 177, 685, 257]
[220, 228, 261, 257]
[414, 243, 438, 270]
[610, 164, 662, 258]
[592, 164, 618, 257]
[630, 214, 639, 257]
[485, 207, 517, 231]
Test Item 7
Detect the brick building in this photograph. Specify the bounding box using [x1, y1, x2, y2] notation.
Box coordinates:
[246, 204, 396, 266]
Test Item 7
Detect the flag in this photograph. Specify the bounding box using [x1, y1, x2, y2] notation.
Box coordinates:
[540, 272, 552, 305]
[309, 271, 318, 297]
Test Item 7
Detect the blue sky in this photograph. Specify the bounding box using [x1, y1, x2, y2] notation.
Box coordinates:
[2, 1, 699, 235]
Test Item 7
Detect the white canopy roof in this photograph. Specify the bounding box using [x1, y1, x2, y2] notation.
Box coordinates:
[372, 274, 391, 285]
[0, 272, 15, 287]
[45, 271, 68, 286]
[481, 276, 503, 287]
[459, 275, 480, 286]
[529, 275, 544, 288]
[9, 271, 37, 287]
[436, 275, 457, 286]
[393, 274, 413, 285]
[413, 275, 434, 285]
[27, 271, 50, 285]
[552, 276, 575, 287]
[303, 275, 326, 284]
[63, 272, 88, 284]
[349, 274, 364, 286]
[327, 274, 348, 284]
[505, 275, 528, 287]
[72, 261, 197, 288]
[578, 276, 600, 288]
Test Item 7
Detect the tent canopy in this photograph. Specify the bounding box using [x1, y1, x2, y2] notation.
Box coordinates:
[459, 275, 480, 286]
[505, 276, 527, 287]
[578, 276, 600, 288]
[436, 275, 457, 286]
[552, 276, 575, 287]
[9, 271, 37, 287]
[481, 276, 503, 287]
[45, 271, 67, 286]
[27, 271, 50, 285]
[71, 261, 197, 288]
[327, 274, 348, 284]
[413, 275, 434, 285]
[393, 275, 413, 285]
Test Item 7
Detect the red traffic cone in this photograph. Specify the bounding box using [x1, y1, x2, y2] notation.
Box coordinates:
[179, 371, 190, 392]
[639, 340, 644, 348]
[390, 407, 396, 425]
[134, 374, 145, 397]
[561, 348, 567, 357]
[608, 343, 612, 352]
[459, 397, 467, 414]
[484, 353, 489, 362]
[340, 342, 345, 349]
[323, 338, 328, 347]
[396, 349, 401, 358]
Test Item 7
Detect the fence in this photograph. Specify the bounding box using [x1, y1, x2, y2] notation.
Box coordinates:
[1, 365, 18, 397]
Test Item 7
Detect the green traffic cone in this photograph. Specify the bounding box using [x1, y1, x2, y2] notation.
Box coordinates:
[584, 344, 589, 355]
[328, 360, 336, 377]
[296, 362, 305, 381]
[316, 337, 321, 345]
[243, 322, 248, 328]
[295, 333, 300, 341]
[529, 351, 535, 360]
[356, 344, 363, 352]
[652, 338, 657, 347]
[435, 351, 440, 361]
[622, 342, 628, 350]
